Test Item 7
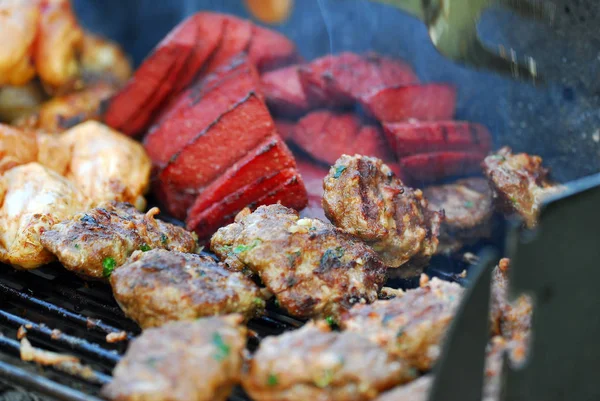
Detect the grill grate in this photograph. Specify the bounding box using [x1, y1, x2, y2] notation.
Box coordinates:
[0, 263, 304, 401]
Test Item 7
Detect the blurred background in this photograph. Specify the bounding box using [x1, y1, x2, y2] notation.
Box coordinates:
[72, 0, 600, 182]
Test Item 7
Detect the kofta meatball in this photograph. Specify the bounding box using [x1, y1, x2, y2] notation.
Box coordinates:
[242, 322, 416, 401]
[40, 201, 198, 280]
[423, 177, 494, 254]
[110, 249, 265, 328]
[482, 147, 563, 228]
[211, 204, 386, 320]
[101, 315, 246, 401]
[322, 155, 442, 275]
[340, 277, 463, 371]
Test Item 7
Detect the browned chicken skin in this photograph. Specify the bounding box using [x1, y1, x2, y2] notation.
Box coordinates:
[482, 147, 562, 228]
[243, 322, 416, 401]
[423, 177, 494, 254]
[15, 83, 116, 132]
[211, 204, 387, 320]
[340, 276, 463, 371]
[111, 249, 265, 329]
[0, 163, 90, 269]
[323, 155, 442, 275]
[101, 315, 247, 401]
[40, 202, 198, 280]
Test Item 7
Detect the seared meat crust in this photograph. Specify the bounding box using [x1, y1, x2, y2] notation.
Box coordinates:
[242, 322, 416, 401]
[40, 202, 197, 280]
[423, 177, 493, 254]
[211, 204, 386, 319]
[101, 315, 246, 401]
[322, 155, 441, 274]
[340, 277, 463, 371]
[482, 147, 562, 228]
[111, 249, 264, 328]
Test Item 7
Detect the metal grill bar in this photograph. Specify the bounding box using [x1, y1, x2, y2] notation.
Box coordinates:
[0, 282, 135, 339]
[0, 310, 121, 365]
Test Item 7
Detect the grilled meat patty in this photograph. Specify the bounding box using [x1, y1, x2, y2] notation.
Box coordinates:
[242, 322, 416, 401]
[322, 155, 442, 275]
[40, 201, 198, 280]
[211, 204, 386, 319]
[340, 276, 463, 371]
[423, 177, 494, 254]
[101, 315, 246, 401]
[375, 335, 522, 401]
[482, 147, 562, 228]
[111, 249, 265, 328]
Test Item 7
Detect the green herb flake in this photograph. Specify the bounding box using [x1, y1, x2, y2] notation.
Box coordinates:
[160, 233, 168, 245]
[463, 200, 474, 209]
[254, 297, 265, 307]
[267, 373, 279, 387]
[408, 367, 419, 378]
[308, 226, 317, 232]
[212, 333, 231, 361]
[333, 165, 347, 179]
[396, 327, 405, 338]
[102, 257, 117, 278]
[140, 243, 151, 252]
[233, 239, 261, 255]
[74, 244, 80, 249]
[325, 316, 338, 328]
[287, 250, 302, 267]
[274, 298, 280, 308]
[510, 196, 518, 205]
[315, 369, 335, 388]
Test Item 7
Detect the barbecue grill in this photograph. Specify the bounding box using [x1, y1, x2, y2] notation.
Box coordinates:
[2, 0, 600, 400]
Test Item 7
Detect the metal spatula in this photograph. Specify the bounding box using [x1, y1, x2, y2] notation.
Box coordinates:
[369, 0, 552, 82]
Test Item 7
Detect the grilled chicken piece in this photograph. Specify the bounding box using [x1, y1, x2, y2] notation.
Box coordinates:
[0, 163, 89, 269]
[423, 177, 494, 254]
[0, 124, 38, 174]
[80, 32, 132, 85]
[0, 0, 39, 86]
[323, 155, 442, 275]
[0, 124, 69, 175]
[59, 121, 151, 209]
[490, 258, 532, 353]
[15, 83, 116, 132]
[40, 202, 198, 280]
[482, 147, 563, 228]
[102, 315, 246, 401]
[35, 0, 84, 94]
[111, 249, 265, 329]
[211, 204, 386, 320]
[242, 322, 416, 401]
[0, 82, 46, 123]
[340, 277, 463, 371]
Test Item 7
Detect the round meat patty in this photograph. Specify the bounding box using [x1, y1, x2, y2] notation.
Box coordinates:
[101, 315, 247, 401]
[211, 204, 386, 320]
[111, 249, 265, 328]
[340, 277, 463, 371]
[423, 177, 493, 254]
[322, 154, 442, 275]
[242, 322, 416, 401]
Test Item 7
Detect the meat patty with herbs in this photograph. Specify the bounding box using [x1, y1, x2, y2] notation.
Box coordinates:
[322, 155, 442, 275]
[101, 315, 246, 401]
[40, 201, 198, 280]
[242, 322, 416, 401]
[423, 177, 493, 254]
[211, 204, 386, 320]
[340, 276, 463, 371]
[482, 147, 563, 228]
[111, 249, 265, 329]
